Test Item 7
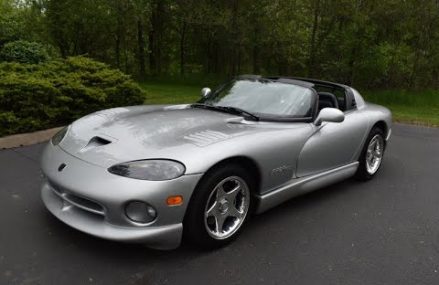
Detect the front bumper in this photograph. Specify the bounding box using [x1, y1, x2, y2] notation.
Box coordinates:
[40, 143, 203, 250]
[42, 184, 182, 249]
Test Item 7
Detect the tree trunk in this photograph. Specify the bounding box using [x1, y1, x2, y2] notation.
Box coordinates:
[409, 50, 421, 89]
[308, 0, 320, 77]
[252, 24, 260, 74]
[179, 21, 187, 75]
[231, 0, 239, 76]
[137, 19, 146, 79]
[347, 45, 357, 86]
[148, 29, 155, 74]
[148, 0, 164, 75]
[115, 35, 120, 68]
[114, 1, 122, 69]
[205, 34, 212, 73]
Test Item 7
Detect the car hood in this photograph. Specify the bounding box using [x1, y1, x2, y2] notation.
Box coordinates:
[59, 105, 265, 168]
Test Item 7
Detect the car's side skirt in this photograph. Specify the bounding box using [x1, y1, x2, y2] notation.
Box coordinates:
[255, 162, 359, 213]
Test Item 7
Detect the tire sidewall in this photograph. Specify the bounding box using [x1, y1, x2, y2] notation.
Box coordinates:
[356, 127, 385, 180]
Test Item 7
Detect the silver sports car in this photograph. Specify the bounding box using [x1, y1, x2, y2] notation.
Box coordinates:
[41, 76, 391, 249]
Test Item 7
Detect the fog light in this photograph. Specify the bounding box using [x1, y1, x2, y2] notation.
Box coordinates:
[125, 201, 157, 223]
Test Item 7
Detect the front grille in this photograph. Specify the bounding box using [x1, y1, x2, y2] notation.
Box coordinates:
[49, 181, 105, 216]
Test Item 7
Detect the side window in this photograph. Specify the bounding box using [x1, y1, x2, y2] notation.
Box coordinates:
[350, 88, 365, 109]
[333, 89, 347, 111]
[350, 94, 357, 109]
[314, 86, 347, 111]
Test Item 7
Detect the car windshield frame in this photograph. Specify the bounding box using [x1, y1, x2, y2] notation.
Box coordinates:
[198, 78, 318, 122]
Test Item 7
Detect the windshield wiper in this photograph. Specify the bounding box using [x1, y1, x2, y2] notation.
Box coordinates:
[215, 106, 259, 121]
[191, 103, 259, 121]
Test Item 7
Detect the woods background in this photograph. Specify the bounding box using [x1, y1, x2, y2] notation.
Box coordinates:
[2, 0, 439, 89]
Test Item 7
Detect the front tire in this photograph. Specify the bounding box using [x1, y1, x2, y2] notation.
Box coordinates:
[183, 164, 253, 249]
[355, 127, 386, 181]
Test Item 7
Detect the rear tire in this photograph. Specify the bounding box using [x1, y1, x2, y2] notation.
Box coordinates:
[355, 127, 386, 181]
[183, 164, 254, 249]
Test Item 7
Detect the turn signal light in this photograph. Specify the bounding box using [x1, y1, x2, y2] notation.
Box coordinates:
[167, 195, 183, 206]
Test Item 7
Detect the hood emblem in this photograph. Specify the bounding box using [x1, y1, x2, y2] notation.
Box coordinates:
[58, 163, 66, 172]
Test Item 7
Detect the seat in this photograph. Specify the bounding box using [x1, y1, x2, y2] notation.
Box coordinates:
[317, 92, 339, 111]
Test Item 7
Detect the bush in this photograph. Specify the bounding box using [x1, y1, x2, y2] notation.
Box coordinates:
[0, 40, 50, 64]
[0, 56, 146, 136]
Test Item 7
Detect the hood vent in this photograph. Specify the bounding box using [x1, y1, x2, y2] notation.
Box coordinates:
[184, 130, 230, 147]
[81, 136, 112, 152]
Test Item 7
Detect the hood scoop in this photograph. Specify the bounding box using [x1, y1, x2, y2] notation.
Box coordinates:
[80, 136, 112, 152]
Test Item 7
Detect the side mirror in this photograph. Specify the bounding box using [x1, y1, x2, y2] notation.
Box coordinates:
[314, 108, 344, 126]
[201, 87, 211, 98]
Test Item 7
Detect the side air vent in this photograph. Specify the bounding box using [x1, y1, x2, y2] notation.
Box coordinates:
[81, 136, 112, 152]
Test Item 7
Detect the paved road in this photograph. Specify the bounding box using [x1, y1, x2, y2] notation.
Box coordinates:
[1, 124, 439, 285]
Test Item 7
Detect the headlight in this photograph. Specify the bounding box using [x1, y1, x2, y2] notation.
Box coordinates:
[108, 159, 186, 181]
[51, 126, 69, 146]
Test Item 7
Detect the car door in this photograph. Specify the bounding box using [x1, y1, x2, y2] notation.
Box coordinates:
[295, 110, 369, 177]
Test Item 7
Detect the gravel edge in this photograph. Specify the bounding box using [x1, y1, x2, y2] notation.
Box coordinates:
[0, 127, 63, 149]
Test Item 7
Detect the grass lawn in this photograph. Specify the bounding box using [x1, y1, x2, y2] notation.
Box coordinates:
[139, 82, 202, 105]
[139, 81, 439, 127]
[363, 90, 439, 127]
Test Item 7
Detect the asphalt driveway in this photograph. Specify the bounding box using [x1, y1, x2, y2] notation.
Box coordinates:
[1, 123, 439, 285]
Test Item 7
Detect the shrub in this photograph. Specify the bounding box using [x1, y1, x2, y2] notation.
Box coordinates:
[0, 40, 50, 64]
[0, 56, 146, 136]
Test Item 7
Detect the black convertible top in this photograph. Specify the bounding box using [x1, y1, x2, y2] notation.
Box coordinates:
[267, 76, 349, 91]
[238, 74, 348, 90]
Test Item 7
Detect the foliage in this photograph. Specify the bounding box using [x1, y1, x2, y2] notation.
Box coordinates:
[0, 0, 438, 134]
[0, 56, 145, 136]
[0, 0, 439, 133]
[1, 0, 438, 89]
[0, 0, 24, 44]
[363, 90, 439, 126]
[0, 40, 50, 64]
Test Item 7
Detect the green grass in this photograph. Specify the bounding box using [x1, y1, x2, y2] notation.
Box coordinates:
[139, 81, 201, 105]
[362, 90, 439, 127]
[139, 81, 439, 127]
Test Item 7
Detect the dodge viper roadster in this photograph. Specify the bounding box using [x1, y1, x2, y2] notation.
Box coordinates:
[41, 75, 391, 249]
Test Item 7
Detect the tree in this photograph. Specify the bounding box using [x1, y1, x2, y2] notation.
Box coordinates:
[2, 0, 439, 88]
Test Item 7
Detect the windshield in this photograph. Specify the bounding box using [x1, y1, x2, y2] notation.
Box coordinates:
[202, 79, 314, 118]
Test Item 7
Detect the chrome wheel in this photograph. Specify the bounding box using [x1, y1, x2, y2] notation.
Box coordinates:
[366, 134, 384, 175]
[204, 176, 250, 240]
